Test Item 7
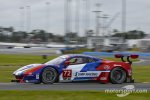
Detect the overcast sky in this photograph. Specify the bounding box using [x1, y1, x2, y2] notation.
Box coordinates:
[0, 0, 149, 35]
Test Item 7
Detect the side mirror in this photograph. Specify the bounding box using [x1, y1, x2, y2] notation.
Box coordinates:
[64, 61, 70, 66]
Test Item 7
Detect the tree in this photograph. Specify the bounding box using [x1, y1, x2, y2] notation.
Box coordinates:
[30, 29, 55, 43]
[64, 32, 78, 44]
[112, 30, 146, 39]
[11, 31, 28, 42]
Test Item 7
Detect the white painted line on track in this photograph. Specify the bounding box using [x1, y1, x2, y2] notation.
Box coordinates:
[133, 59, 147, 63]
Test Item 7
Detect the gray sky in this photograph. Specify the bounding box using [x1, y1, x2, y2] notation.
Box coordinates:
[0, 0, 149, 35]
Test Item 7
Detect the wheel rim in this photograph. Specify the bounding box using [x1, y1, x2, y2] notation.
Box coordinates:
[42, 68, 56, 83]
[110, 68, 126, 84]
[113, 70, 123, 81]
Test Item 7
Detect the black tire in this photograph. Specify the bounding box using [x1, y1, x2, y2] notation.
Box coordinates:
[41, 67, 58, 84]
[55, 77, 59, 83]
[34, 82, 41, 84]
[110, 67, 126, 84]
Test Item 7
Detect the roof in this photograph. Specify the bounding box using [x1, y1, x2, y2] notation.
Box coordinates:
[60, 54, 96, 59]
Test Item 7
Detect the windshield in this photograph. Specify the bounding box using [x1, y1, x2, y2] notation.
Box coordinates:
[45, 57, 66, 65]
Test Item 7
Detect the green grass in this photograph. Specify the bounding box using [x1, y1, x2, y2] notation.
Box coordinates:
[0, 54, 147, 83]
[0, 54, 57, 82]
[0, 54, 138, 66]
[133, 66, 150, 82]
[0, 91, 149, 100]
[0, 54, 57, 66]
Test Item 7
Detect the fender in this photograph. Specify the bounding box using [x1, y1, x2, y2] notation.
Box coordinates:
[96, 61, 131, 83]
[35, 65, 62, 76]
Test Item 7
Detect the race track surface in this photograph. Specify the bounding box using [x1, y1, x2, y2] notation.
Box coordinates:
[133, 57, 150, 66]
[0, 82, 150, 91]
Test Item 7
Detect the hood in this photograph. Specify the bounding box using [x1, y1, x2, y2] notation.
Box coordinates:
[13, 64, 43, 76]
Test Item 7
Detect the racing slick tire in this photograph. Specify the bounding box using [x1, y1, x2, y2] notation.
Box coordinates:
[34, 81, 41, 84]
[41, 67, 58, 84]
[110, 67, 126, 84]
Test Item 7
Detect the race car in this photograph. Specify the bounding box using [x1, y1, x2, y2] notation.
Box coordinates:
[11, 54, 138, 84]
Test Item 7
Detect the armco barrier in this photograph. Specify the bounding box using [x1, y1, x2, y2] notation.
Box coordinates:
[83, 52, 150, 57]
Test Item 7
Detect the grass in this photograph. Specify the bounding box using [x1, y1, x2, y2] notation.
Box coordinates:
[0, 54, 147, 83]
[133, 66, 150, 82]
[0, 54, 57, 82]
[0, 91, 149, 100]
[0, 54, 57, 66]
[0, 54, 138, 66]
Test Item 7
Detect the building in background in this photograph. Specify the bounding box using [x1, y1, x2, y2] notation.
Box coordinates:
[87, 36, 126, 52]
[0, 27, 13, 37]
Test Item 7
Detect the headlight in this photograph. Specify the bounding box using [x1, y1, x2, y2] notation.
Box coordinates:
[14, 71, 23, 76]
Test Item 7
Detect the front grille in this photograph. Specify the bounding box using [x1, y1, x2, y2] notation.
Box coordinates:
[15, 75, 24, 79]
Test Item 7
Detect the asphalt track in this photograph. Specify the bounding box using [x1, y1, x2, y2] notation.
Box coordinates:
[133, 57, 150, 66]
[0, 82, 149, 91]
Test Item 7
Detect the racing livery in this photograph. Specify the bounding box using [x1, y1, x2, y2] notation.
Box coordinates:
[12, 54, 138, 84]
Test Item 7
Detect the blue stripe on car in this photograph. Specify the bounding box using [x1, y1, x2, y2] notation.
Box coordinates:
[80, 60, 102, 72]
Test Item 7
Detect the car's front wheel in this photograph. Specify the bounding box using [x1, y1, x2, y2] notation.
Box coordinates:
[110, 67, 126, 84]
[41, 67, 58, 84]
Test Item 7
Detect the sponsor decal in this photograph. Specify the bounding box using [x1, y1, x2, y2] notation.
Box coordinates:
[62, 70, 72, 78]
[114, 64, 121, 67]
[104, 65, 110, 70]
[75, 71, 100, 77]
[100, 77, 107, 80]
[36, 74, 39, 79]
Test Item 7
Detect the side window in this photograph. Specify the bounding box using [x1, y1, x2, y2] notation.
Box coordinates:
[89, 58, 95, 62]
[87, 57, 95, 63]
[68, 57, 85, 65]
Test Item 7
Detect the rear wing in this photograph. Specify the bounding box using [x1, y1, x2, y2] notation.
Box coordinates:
[115, 54, 139, 64]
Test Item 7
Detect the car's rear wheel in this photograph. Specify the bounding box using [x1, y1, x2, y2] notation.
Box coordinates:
[110, 67, 126, 84]
[41, 67, 58, 84]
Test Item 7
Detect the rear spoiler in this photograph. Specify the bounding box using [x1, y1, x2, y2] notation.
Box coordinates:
[115, 54, 139, 64]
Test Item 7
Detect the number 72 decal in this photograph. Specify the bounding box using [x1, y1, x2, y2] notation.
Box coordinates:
[62, 70, 72, 78]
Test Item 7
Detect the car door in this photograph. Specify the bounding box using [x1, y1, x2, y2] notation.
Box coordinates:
[73, 57, 101, 80]
[59, 57, 87, 81]
[59, 56, 101, 81]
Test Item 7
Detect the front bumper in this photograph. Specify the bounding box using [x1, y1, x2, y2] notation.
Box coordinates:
[11, 74, 40, 83]
[11, 79, 21, 83]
